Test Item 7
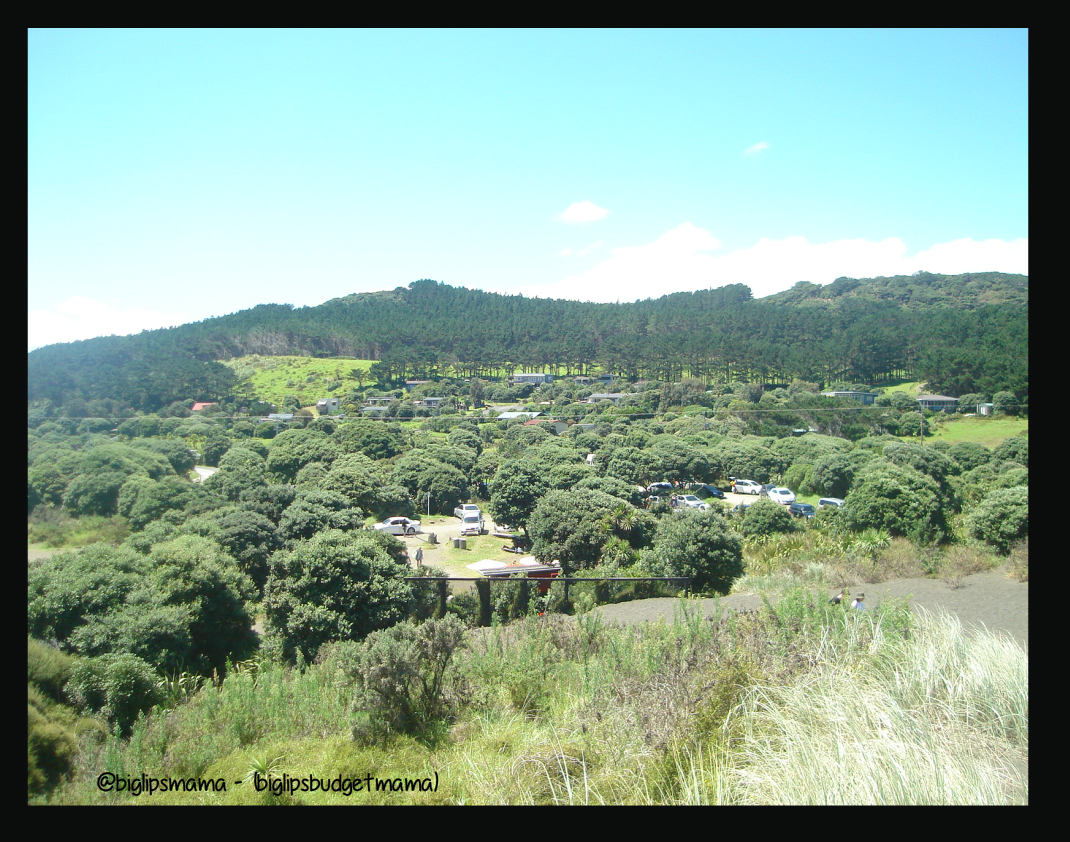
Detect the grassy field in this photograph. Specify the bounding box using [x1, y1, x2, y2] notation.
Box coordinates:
[222, 355, 376, 409]
[928, 415, 1028, 448]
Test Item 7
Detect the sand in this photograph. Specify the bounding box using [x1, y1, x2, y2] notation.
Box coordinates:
[594, 568, 1028, 649]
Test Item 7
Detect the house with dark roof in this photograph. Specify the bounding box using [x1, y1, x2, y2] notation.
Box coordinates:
[916, 394, 959, 412]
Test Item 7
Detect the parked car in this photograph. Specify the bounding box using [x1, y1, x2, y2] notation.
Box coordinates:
[760, 483, 778, 496]
[647, 482, 674, 494]
[788, 503, 816, 519]
[818, 497, 845, 509]
[373, 517, 422, 535]
[454, 503, 481, 519]
[767, 487, 796, 505]
[690, 483, 726, 499]
[733, 480, 762, 495]
[460, 513, 485, 536]
[673, 494, 710, 510]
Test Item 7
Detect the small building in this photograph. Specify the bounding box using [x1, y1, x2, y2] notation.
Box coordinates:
[497, 411, 541, 420]
[917, 394, 959, 413]
[316, 397, 341, 415]
[977, 402, 995, 416]
[589, 393, 626, 404]
[364, 397, 394, 405]
[821, 391, 877, 405]
[510, 373, 554, 384]
[524, 418, 568, 435]
[191, 402, 217, 412]
[404, 380, 431, 391]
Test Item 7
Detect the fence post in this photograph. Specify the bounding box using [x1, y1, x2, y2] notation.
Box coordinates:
[476, 579, 491, 627]
[436, 578, 448, 619]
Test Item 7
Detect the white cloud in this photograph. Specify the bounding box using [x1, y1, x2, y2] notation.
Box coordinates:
[743, 141, 771, 157]
[516, 226, 1028, 303]
[558, 200, 609, 223]
[27, 297, 185, 351]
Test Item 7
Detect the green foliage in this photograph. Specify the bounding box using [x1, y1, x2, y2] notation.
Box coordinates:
[992, 436, 1028, 468]
[28, 637, 79, 705]
[840, 461, 950, 544]
[965, 486, 1029, 554]
[737, 498, 797, 539]
[263, 529, 415, 665]
[30, 538, 257, 676]
[391, 451, 470, 515]
[28, 683, 80, 797]
[339, 616, 468, 738]
[648, 509, 744, 594]
[489, 459, 549, 532]
[527, 489, 644, 573]
[265, 429, 340, 481]
[277, 488, 364, 543]
[68, 652, 163, 736]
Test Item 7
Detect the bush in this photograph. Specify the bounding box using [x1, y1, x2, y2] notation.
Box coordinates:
[648, 509, 744, 595]
[738, 498, 797, 539]
[263, 529, 415, 665]
[67, 652, 162, 736]
[965, 486, 1029, 555]
[345, 616, 468, 738]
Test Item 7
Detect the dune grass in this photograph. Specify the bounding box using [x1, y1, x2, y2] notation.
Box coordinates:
[40, 586, 1026, 805]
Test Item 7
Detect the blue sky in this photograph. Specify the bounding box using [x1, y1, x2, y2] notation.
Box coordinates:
[28, 28, 1028, 351]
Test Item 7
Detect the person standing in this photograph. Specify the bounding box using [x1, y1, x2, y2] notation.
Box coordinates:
[415, 546, 424, 567]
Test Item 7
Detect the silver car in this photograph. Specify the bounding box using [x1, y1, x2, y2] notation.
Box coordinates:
[733, 480, 762, 495]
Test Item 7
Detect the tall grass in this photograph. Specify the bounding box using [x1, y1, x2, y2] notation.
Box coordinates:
[725, 610, 1028, 804]
[43, 591, 1026, 805]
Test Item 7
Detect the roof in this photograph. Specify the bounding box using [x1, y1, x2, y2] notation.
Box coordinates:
[191, 402, 217, 411]
[497, 411, 541, 419]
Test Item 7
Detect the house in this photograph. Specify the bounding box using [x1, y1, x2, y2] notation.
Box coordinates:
[588, 393, 626, 404]
[917, 394, 959, 413]
[524, 418, 568, 435]
[510, 373, 553, 385]
[404, 380, 430, 391]
[497, 411, 541, 420]
[316, 397, 341, 415]
[191, 402, 217, 412]
[821, 391, 877, 405]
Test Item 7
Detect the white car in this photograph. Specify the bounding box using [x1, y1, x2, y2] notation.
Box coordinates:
[818, 497, 845, 509]
[373, 517, 422, 535]
[674, 494, 710, 510]
[454, 503, 481, 519]
[767, 487, 796, 505]
[733, 480, 762, 495]
[460, 513, 485, 535]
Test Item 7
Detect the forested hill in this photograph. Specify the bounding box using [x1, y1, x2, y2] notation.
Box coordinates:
[28, 272, 1028, 413]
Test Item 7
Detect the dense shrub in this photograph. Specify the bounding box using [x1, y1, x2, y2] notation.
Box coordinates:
[263, 529, 415, 665]
[326, 616, 468, 738]
[647, 509, 744, 595]
[67, 652, 162, 736]
[965, 486, 1029, 554]
[738, 498, 797, 539]
[840, 461, 951, 544]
